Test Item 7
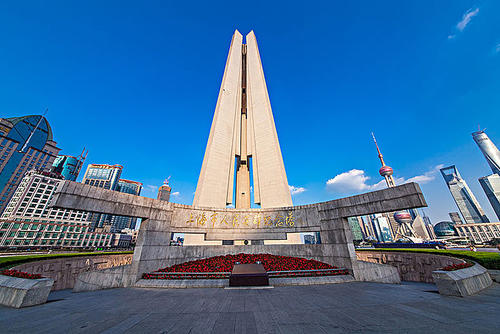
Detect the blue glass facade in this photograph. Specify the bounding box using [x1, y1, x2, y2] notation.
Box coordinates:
[51, 155, 83, 181]
[82, 164, 123, 229]
[110, 179, 142, 231]
[0, 115, 60, 213]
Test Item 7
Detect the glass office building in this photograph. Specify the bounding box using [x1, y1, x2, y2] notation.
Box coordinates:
[0, 115, 60, 214]
[51, 154, 85, 181]
[110, 179, 142, 231]
[370, 214, 393, 242]
[440, 165, 489, 224]
[82, 164, 123, 229]
[479, 174, 500, 221]
[472, 130, 500, 175]
[0, 170, 113, 249]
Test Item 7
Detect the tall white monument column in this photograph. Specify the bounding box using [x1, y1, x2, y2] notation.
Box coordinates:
[193, 30, 292, 209]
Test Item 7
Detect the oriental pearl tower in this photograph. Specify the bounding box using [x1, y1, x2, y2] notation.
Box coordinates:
[372, 133, 417, 240]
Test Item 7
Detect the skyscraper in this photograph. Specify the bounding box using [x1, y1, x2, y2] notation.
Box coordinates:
[157, 178, 171, 202]
[472, 130, 500, 175]
[0, 115, 60, 213]
[347, 217, 364, 241]
[82, 164, 123, 229]
[472, 130, 500, 221]
[82, 164, 122, 190]
[194, 30, 292, 209]
[478, 174, 500, 220]
[50, 149, 87, 181]
[440, 165, 489, 224]
[370, 214, 393, 242]
[449, 212, 463, 225]
[110, 179, 142, 231]
[0, 170, 112, 249]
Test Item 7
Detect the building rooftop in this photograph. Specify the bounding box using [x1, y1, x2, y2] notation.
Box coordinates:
[6, 115, 54, 141]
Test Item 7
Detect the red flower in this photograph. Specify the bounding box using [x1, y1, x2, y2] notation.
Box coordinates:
[1, 269, 43, 280]
[441, 262, 473, 271]
[141, 254, 350, 280]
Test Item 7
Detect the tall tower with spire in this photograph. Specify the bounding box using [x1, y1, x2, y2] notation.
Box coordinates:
[371, 133, 423, 241]
[372, 133, 395, 187]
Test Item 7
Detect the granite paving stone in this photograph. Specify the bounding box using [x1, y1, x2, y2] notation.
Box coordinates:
[0, 282, 498, 333]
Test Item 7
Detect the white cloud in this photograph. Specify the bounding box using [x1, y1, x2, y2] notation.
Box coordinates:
[289, 185, 306, 195]
[145, 185, 158, 193]
[496, 43, 500, 53]
[405, 164, 444, 184]
[326, 169, 385, 193]
[456, 8, 479, 31]
[171, 191, 180, 196]
[326, 165, 443, 194]
[448, 35, 456, 40]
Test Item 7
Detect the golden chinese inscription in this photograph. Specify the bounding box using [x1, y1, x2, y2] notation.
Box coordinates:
[184, 211, 298, 229]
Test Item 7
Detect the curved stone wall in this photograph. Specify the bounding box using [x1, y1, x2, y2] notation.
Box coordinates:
[356, 250, 464, 283]
[12, 253, 133, 291]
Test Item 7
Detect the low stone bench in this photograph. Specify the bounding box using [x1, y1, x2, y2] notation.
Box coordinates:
[0, 275, 54, 308]
[432, 262, 493, 297]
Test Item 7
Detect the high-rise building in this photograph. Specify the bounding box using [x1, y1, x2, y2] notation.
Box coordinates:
[194, 30, 292, 209]
[370, 214, 393, 242]
[110, 179, 142, 231]
[472, 130, 500, 221]
[478, 174, 500, 220]
[82, 164, 122, 190]
[440, 165, 489, 224]
[50, 149, 87, 181]
[347, 217, 364, 241]
[472, 130, 500, 175]
[0, 115, 60, 214]
[0, 170, 112, 249]
[82, 164, 123, 229]
[157, 178, 172, 202]
[358, 216, 377, 240]
[449, 212, 463, 225]
[421, 211, 437, 239]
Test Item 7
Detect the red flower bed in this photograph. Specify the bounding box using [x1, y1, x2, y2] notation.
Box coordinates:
[157, 253, 336, 273]
[1, 269, 43, 280]
[441, 262, 474, 271]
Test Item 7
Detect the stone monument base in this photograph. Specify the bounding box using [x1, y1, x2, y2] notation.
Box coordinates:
[229, 264, 269, 287]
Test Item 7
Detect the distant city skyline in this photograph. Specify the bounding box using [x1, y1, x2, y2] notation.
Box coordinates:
[1, 2, 500, 224]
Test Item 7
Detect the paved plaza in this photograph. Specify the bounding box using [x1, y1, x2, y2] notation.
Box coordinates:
[0, 282, 499, 333]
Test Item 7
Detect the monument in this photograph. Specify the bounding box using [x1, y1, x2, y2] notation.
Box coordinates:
[194, 30, 291, 210]
[48, 30, 428, 290]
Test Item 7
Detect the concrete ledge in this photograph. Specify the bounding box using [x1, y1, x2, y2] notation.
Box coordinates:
[134, 275, 355, 289]
[270, 275, 354, 286]
[73, 265, 136, 292]
[356, 250, 464, 283]
[135, 278, 227, 288]
[0, 275, 54, 308]
[432, 262, 493, 297]
[354, 260, 401, 284]
[13, 253, 133, 291]
[488, 270, 500, 283]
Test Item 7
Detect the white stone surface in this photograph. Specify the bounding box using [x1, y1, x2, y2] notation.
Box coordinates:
[192, 30, 292, 210]
[0, 275, 53, 308]
[432, 262, 493, 297]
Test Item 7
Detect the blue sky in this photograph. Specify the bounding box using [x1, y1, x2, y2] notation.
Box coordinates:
[1, 1, 499, 224]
